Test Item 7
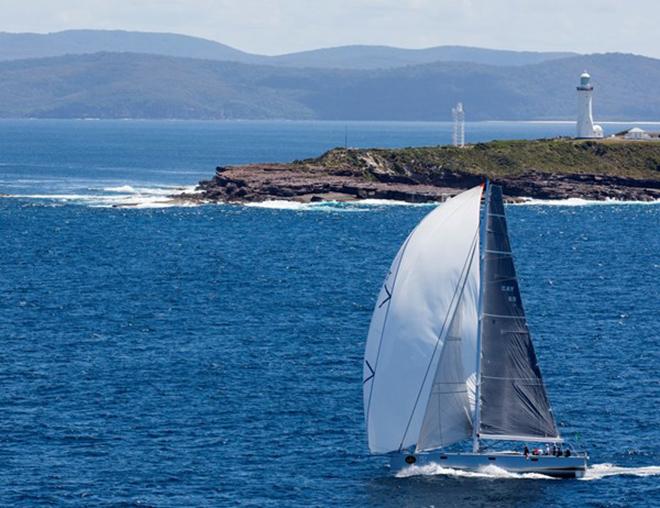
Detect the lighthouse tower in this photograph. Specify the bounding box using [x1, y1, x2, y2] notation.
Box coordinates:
[576, 71, 603, 138]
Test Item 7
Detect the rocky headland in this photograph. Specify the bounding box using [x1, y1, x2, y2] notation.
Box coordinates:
[177, 138, 660, 204]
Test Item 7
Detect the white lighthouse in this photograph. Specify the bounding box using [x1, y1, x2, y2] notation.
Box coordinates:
[576, 71, 603, 138]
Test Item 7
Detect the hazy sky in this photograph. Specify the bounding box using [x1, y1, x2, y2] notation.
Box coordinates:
[1, 0, 658, 57]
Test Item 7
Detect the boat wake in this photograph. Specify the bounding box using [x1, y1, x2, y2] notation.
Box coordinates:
[395, 463, 660, 481]
[395, 464, 557, 480]
[580, 463, 660, 481]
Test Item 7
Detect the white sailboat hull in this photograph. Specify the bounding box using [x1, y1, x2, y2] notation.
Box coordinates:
[391, 451, 588, 479]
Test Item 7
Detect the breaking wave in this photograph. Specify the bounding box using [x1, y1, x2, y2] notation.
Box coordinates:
[7, 189, 658, 211]
[244, 200, 312, 211]
[513, 197, 660, 207]
[4, 185, 201, 209]
[102, 185, 138, 193]
[244, 199, 434, 211]
[350, 199, 433, 207]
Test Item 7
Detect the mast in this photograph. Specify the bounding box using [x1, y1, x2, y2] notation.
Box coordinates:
[472, 180, 489, 453]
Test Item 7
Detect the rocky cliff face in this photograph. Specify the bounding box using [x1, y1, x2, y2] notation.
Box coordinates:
[179, 139, 660, 203]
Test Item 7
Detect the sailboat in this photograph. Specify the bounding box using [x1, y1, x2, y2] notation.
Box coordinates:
[363, 182, 588, 478]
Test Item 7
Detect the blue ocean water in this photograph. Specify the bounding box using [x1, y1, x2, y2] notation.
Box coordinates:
[1, 120, 659, 506]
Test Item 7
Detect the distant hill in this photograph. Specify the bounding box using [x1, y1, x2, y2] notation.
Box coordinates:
[0, 30, 257, 64]
[268, 45, 576, 69]
[0, 30, 576, 69]
[0, 52, 658, 120]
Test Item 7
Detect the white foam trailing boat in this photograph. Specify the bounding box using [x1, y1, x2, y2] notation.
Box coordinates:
[363, 182, 588, 479]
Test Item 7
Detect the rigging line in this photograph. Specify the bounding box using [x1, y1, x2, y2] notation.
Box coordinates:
[364, 190, 480, 426]
[398, 227, 480, 452]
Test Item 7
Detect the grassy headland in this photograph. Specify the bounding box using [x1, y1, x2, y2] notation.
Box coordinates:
[186, 138, 660, 203]
[309, 138, 660, 180]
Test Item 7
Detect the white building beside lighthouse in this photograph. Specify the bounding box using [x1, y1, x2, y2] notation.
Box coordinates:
[576, 71, 603, 138]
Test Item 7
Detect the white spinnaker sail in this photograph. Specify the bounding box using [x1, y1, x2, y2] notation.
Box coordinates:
[363, 186, 482, 454]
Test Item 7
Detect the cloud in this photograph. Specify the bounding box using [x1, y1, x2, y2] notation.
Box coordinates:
[0, 0, 657, 57]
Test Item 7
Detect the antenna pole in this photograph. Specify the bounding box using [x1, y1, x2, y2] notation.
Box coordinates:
[472, 179, 489, 453]
[452, 102, 465, 148]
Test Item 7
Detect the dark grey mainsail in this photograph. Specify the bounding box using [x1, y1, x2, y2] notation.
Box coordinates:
[477, 185, 560, 442]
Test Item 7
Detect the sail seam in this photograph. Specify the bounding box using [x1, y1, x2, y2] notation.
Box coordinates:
[429, 389, 470, 395]
[482, 313, 525, 319]
[486, 276, 518, 283]
[479, 434, 563, 443]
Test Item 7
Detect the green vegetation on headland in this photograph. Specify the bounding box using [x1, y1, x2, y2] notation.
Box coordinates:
[311, 138, 660, 180]
[187, 138, 660, 204]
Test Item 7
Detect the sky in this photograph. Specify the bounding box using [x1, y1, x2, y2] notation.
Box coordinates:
[0, 0, 658, 58]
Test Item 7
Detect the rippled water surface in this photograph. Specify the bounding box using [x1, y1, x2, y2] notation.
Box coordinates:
[1, 120, 658, 506]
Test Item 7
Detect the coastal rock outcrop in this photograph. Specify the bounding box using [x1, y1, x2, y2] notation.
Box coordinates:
[177, 139, 660, 204]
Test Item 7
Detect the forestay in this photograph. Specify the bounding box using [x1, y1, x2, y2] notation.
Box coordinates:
[478, 186, 561, 442]
[363, 186, 482, 454]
